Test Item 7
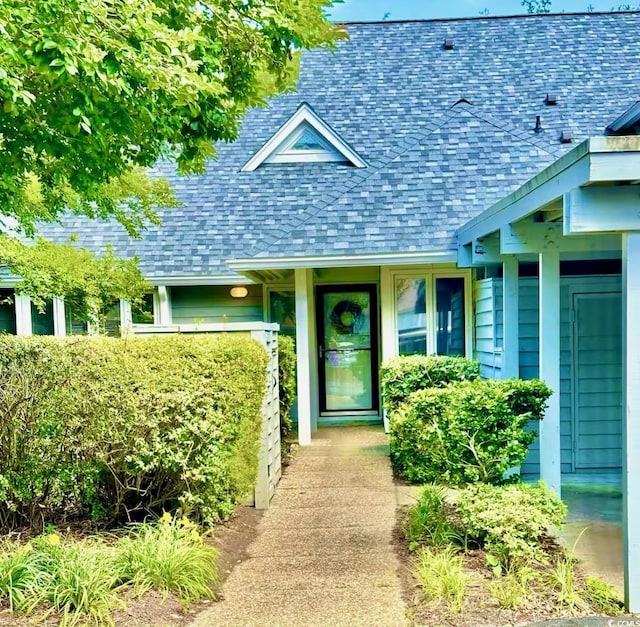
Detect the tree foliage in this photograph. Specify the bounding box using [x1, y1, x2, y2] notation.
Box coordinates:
[0, 0, 344, 235]
[0, 234, 149, 323]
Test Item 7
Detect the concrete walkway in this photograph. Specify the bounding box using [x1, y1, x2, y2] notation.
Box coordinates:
[191, 426, 409, 627]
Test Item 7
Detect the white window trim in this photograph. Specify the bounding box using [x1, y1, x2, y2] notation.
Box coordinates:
[389, 268, 473, 359]
[241, 103, 367, 172]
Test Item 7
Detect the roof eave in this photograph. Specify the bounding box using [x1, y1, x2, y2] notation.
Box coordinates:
[456, 136, 640, 246]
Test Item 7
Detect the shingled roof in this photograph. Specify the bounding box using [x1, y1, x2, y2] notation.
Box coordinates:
[39, 11, 640, 279]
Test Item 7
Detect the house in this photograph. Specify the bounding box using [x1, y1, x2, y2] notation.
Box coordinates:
[2, 10, 640, 607]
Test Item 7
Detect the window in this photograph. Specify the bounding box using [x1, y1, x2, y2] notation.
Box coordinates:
[268, 289, 296, 337]
[0, 289, 16, 334]
[31, 300, 55, 335]
[393, 272, 470, 357]
[132, 293, 155, 324]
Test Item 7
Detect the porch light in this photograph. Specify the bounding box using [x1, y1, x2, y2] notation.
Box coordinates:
[230, 286, 249, 298]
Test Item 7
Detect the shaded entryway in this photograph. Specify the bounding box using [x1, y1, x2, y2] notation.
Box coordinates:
[191, 427, 407, 627]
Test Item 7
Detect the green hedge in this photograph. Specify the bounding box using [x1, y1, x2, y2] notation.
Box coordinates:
[389, 378, 552, 485]
[0, 334, 268, 531]
[277, 335, 296, 464]
[380, 355, 480, 413]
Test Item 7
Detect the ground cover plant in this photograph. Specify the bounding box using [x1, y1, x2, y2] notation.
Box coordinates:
[0, 334, 268, 531]
[399, 483, 625, 624]
[0, 515, 218, 626]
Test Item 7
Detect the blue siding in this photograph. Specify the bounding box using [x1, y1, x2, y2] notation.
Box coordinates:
[474, 275, 622, 477]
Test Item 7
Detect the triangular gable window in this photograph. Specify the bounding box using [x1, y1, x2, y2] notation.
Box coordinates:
[241, 103, 367, 171]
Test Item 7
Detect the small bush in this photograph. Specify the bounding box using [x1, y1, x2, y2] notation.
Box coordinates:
[452, 482, 567, 567]
[278, 335, 296, 464]
[0, 334, 268, 530]
[405, 485, 456, 548]
[389, 378, 552, 484]
[380, 355, 480, 413]
[115, 515, 218, 605]
[413, 546, 468, 614]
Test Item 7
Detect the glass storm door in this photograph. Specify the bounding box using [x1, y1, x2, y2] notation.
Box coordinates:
[316, 285, 379, 413]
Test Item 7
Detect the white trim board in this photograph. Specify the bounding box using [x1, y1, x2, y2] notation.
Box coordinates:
[241, 103, 367, 172]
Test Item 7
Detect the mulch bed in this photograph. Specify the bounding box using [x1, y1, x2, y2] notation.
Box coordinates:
[0, 505, 263, 627]
[392, 506, 603, 627]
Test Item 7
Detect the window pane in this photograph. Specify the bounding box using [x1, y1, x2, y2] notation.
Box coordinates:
[269, 290, 296, 337]
[31, 300, 55, 335]
[103, 303, 121, 337]
[65, 307, 87, 336]
[132, 293, 155, 324]
[435, 278, 465, 356]
[0, 289, 16, 334]
[396, 278, 426, 355]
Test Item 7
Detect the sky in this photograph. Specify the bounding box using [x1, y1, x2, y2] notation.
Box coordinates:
[328, 0, 631, 21]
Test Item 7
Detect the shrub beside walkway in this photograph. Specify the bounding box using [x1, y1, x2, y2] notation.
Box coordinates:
[191, 426, 408, 627]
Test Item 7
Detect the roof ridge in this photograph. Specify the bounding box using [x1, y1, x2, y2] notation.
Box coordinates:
[244, 109, 460, 258]
[460, 107, 563, 160]
[338, 10, 640, 26]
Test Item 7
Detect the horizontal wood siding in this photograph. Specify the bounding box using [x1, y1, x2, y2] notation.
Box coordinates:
[473, 278, 502, 379]
[514, 275, 622, 478]
[171, 285, 264, 324]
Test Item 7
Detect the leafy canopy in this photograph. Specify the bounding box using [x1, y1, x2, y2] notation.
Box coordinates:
[0, 234, 150, 324]
[0, 0, 344, 235]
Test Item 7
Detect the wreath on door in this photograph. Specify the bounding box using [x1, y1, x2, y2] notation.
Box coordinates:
[330, 299, 363, 335]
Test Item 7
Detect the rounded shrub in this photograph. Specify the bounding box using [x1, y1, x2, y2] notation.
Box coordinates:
[389, 378, 552, 485]
[0, 334, 268, 530]
[380, 355, 480, 413]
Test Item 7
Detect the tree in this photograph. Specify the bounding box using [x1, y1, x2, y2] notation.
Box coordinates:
[0, 1, 342, 324]
[0, 0, 344, 236]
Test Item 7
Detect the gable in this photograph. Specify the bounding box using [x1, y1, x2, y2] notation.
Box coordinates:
[241, 103, 367, 171]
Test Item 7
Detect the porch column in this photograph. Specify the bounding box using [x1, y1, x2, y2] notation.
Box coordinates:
[295, 268, 316, 445]
[156, 286, 171, 325]
[538, 251, 561, 496]
[52, 297, 66, 337]
[14, 294, 32, 336]
[502, 255, 519, 379]
[622, 232, 640, 612]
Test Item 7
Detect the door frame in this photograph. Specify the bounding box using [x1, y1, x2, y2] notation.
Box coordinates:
[315, 283, 380, 415]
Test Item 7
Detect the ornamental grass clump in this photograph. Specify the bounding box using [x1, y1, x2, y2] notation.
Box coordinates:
[114, 514, 219, 605]
[34, 534, 122, 627]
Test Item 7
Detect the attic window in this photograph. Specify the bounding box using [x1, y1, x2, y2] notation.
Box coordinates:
[291, 130, 326, 151]
[241, 102, 367, 171]
[264, 125, 349, 164]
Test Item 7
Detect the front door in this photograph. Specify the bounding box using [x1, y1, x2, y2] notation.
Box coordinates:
[316, 285, 379, 414]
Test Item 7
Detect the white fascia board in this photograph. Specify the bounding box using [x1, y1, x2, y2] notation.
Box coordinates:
[456, 140, 592, 246]
[227, 250, 457, 271]
[241, 103, 367, 172]
[457, 136, 640, 247]
[147, 274, 254, 286]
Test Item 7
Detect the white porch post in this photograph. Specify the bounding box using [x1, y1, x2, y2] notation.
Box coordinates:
[14, 294, 32, 336]
[295, 268, 316, 445]
[622, 232, 640, 612]
[380, 267, 395, 432]
[119, 300, 133, 332]
[52, 297, 66, 337]
[156, 286, 171, 325]
[502, 256, 519, 379]
[538, 251, 561, 496]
